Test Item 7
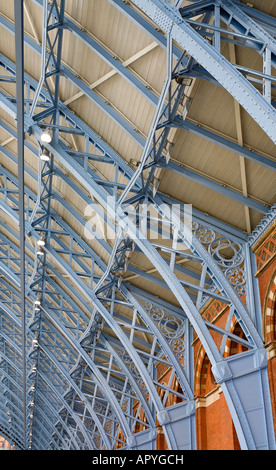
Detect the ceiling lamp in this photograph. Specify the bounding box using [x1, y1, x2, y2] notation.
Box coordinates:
[40, 148, 50, 161]
[40, 127, 52, 143]
[37, 235, 46, 247]
[34, 297, 41, 306]
[32, 338, 39, 348]
[37, 245, 44, 255]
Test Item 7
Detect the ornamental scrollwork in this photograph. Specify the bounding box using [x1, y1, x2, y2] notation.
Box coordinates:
[115, 347, 148, 400]
[186, 220, 247, 300]
[225, 266, 246, 296]
[195, 226, 216, 245]
[142, 302, 186, 363]
[209, 238, 244, 269]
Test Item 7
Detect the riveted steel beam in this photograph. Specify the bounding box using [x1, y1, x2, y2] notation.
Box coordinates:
[0, 233, 126, 449]
[2, 15, 273, 210]
[0, 52, 253, 239]
[126, 0, 276, 144]
[35, 133, 274, 448]
[14, 0, 27, 450]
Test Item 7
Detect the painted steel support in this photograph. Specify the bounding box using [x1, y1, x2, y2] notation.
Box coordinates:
[0, 180, 196, 449]
[1, 77, 275, 448]
[0, 0, 275, 450]
[30, 0, 159, 105]
[121, 0, 276, 144]
[0, 159, 274, 452]
[0, 244, 108, 449]
[14, 0, 27, 450]
[165, 116, 276, 173]
[27, 127, 276, 448]
[1, 12, 273, 210]
[0, 50, 261, 237]
[0, 53, 251, 250]
[0, 242, 88, 449]
[58, 0, 275, 449]
[0, 321, 93, 449]
[0, 223, 192, 448]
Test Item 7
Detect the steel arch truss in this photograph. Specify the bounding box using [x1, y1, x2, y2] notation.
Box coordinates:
[0, 200, 196, 450]
[0, 0, 275, 451]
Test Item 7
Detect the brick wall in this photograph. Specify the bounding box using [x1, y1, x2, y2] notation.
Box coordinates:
[194, 340, 241, 449]
[253, 226, 276, 434]
[196, 392, 240, 450]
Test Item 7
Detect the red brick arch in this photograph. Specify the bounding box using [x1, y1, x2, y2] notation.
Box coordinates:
[194, 347, 206, 397]
[224, 318, 248, 358]
[194, 345, 240, 449]
[263, 271, 276, 343]
[194, 346, 216, 397]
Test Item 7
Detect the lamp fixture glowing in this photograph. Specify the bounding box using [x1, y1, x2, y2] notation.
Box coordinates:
[40, 127, 52, 143]
[37, 246, 44, 255]
[37, 236, 46, 246]
[34, 298, 41, 306]
[40, 147, 50, 161]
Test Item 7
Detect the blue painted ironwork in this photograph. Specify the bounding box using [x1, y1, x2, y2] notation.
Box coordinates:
[81, 0, 276, 449]
[0, 49, 252, 248]
[4, 109, 273, 448]
[0, 49, 266, 230]
[1, 9, 273, 210]
[0, 157, 198, 448]
[14, 0, 27, 450]
[0, 73, 274, 448]
[0, 0, 275, 451]
[0, 198, 196, 448]
[124, 0, 276, 144]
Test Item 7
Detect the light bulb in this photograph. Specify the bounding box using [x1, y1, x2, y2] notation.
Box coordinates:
[40, 148, 50, 161]
[37, 237, 45, 246]
[40, 128, 52, 143]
